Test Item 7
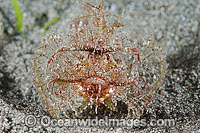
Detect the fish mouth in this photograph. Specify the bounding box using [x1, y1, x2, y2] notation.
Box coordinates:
[76, 77, 114, 103]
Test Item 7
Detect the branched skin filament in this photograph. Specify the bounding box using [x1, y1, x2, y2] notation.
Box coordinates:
[32, 0, 166, 118]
